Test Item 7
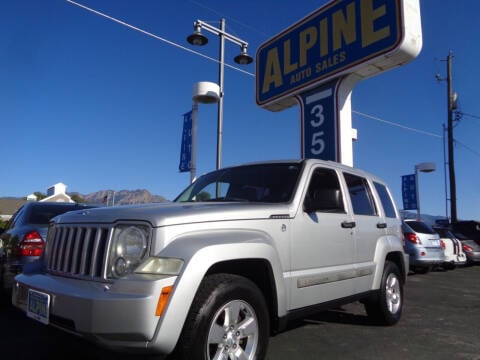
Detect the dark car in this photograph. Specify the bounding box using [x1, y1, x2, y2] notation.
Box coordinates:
[0, 201, 97, 292]
[450, 221, 480, 245]
[451, 231, 480, 265]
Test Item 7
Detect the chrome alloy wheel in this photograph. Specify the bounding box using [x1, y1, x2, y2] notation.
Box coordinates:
[385, 273, 401, 314]
[207, 299, 259, 360]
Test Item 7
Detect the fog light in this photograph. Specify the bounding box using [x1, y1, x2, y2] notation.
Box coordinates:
[114, 257, 127, 276]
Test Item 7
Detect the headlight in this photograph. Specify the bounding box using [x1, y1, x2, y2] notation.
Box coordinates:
[108, 224, 149, 278]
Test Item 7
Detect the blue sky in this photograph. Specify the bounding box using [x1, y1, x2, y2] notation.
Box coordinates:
[1, 0, 479, 221]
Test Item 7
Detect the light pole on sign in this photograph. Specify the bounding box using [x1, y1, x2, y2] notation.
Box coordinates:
[191, 82, 220, 183]
[187, 19, 253, 170]
[414, 162, 435, 219]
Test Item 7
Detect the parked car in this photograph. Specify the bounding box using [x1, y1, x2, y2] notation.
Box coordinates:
[450, 221, 480, 245]
[451, 231, 480, 265]
[402, 219, 445, 273]
[11, 159, 408, 359]
[0, 201, 97, 292]
[0, 239, 4, 270]
[432, 226, 467, 269]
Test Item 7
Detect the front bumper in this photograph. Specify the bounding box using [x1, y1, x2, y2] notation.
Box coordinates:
[12, 273, 177, 353]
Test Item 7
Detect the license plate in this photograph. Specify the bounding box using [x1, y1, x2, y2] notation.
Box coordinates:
[27, 289, 50, 325]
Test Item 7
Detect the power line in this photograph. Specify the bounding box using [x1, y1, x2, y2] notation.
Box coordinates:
[66, 0, 468, 144]
[352, 110, 442, 138]
[455, 139, 480, 157]
[459, 112, 480, 121]
[65, 0, 255, 77]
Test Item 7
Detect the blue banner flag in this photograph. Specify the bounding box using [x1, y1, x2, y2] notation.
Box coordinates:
[179, 111, 192, 172]
[402, 174, 417, 210]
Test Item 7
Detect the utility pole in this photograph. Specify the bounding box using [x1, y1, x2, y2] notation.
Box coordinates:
[446, 52, 458, 223]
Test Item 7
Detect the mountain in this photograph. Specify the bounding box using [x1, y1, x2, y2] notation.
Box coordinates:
[78, 189, 168, 205]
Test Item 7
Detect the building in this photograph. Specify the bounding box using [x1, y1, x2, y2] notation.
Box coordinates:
[0, 182, 73, 221]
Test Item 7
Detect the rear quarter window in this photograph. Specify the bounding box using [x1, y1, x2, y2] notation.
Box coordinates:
[373, 182, 397, 218]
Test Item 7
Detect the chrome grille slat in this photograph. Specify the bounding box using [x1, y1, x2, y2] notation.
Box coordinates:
[79, 228, 93, 275]
[90, 229, 103, 277]
[71, 228, 83, 274]
[62, 228, 75, 273]
[45, 224, 111, 281]
[49, 227, 63, 270]
[57, 228, 69, 271]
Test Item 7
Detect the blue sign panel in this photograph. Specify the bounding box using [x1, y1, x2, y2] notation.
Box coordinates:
[179, 111, 192, 172]
[256, 0, 402, 108]
[299, 80, 339, 161]
[402, 174, 417, 210]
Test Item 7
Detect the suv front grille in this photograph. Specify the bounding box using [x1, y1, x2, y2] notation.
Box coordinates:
[46, 224, 112, 280]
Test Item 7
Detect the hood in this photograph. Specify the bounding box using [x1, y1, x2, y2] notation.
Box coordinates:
[53, 202, 292, 227]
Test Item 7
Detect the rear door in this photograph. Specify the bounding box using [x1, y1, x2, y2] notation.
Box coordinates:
[342, 172, 384, 293]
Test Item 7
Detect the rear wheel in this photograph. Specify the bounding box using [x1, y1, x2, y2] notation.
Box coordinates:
[364, 261, 403, 326]
[172, 273, 270, 360]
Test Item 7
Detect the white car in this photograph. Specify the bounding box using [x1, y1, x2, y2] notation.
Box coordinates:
[433, 227, 467, 269]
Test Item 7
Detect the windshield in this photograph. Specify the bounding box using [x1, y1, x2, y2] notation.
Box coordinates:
[174, 162, 303, 203]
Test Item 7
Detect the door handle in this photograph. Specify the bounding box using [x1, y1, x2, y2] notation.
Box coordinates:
[341, 221, 356, 229]
[377, 222, 387, 229]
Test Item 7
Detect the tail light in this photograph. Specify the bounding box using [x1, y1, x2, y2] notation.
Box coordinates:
[404, 232, 421, 244]
[440, 240, 446, 249]
[463, 244, 473, 253]
[14, 230, 45, 257]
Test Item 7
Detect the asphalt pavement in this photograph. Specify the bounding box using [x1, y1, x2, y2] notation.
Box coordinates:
[1, 265, 479, 360]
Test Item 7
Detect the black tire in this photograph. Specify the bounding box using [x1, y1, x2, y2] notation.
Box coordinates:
[172, 273, 270, 360]
[443, 262, 456, 270]
[364, 261, 403, 326]
[414, 265, 431, 274]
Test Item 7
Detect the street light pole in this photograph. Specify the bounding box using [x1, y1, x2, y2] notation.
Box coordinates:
[414, 162, 436, 219]
[187, 19, 253, 170]
[217, 18, 225, 171]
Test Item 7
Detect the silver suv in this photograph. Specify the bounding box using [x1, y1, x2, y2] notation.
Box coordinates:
[403, 219, 445, 274]
[12, 159, 407, 359]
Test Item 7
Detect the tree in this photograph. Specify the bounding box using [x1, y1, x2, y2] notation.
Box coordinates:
[70, 193, 86, 203]
[33, 192, 46, 200]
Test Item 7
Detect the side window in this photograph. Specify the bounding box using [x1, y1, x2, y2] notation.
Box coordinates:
[305, 167, 345, 213]
[344, 173, 377, 216]
[374, 182, 397, 218]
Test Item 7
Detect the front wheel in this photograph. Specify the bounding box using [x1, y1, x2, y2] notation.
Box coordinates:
[364, 261, 403, 326]
[172, 273, 270, 360]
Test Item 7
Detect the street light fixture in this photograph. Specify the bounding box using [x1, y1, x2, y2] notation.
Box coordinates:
[414, 162, 435, 219]
[187, 18, 253, 170]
